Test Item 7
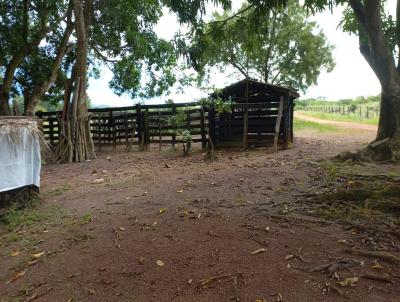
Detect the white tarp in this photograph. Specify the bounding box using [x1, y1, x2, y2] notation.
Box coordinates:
[0, 125, 41, 192]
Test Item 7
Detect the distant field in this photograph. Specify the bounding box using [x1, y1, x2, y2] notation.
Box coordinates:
[297, 111, 379, 126]
[293, 117, 340, 133]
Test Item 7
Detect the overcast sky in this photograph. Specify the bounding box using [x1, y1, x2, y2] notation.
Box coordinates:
[87, 1, 395, 107]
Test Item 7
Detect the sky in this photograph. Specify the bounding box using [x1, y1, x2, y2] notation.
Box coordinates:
[87, 1, 396, 107]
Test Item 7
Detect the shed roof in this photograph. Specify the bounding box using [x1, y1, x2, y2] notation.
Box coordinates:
[211, 78, 300, 99]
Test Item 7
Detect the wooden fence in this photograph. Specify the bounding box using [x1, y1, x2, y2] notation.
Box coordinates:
[36, 101, 292, 149]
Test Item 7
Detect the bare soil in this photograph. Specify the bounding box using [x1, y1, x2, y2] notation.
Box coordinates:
[1, 126, 400, 302]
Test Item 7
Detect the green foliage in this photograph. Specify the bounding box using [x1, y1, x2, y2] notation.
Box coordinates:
[179, 129, 192, 143]
[199, 98, 233, 114]
[296, 95, 381, 109]
[189, 0, 335, 92]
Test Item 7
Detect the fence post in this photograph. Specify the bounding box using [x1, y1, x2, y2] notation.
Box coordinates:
[172, 104, 176, 148]
[242, 104, 248, 150]
[200, 106, 206, 149]
[209, 104, 216, 148]
[273, 96, 284, 152]
[144, 108, 149, 150]
[136, 103, 142, 149]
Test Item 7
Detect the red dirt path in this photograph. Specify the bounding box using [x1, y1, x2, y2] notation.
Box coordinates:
[1, 129, 399, 302]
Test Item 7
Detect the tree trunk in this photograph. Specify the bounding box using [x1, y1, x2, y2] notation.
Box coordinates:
[361, 83, 400, 161]
[55, 0, 95, 163]
[348, 0, 400, 161]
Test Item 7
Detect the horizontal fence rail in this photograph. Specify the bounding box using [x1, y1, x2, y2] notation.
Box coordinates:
[36, 101, 294, 149]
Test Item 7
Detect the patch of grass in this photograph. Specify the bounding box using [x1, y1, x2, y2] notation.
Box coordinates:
[0, 206, 60, 230]
[48, 184, 71, 195]
[294, 117, 340, 133]
[79, 213, 93, 225]
[298, 111, 378, 125]
[320, 160, 343, 179]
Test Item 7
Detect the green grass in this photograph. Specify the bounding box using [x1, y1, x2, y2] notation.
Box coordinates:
[298, 111, 378, 125]
[294, 117, 340, 133]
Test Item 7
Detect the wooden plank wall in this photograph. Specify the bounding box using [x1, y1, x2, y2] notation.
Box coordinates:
[36, 101, 293, 149]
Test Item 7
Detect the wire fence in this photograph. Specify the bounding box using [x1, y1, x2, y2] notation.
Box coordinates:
[299, 105, 380, 120]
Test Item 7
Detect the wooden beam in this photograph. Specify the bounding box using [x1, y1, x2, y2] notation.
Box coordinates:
[273, 96, 284, 152]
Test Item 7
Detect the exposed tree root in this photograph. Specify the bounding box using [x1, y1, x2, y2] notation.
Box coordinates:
[334, 137, 400, 163]
[343, 248, 400, 265]
[346, 223, 400, 240]
[358, 273, 394, 284]
[310, 259, 358, 278]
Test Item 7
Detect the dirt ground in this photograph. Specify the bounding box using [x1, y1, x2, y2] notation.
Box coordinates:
[1, 121, 400, 302]
[294, 111, 378, 132]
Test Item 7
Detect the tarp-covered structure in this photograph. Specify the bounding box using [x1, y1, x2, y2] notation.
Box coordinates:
[0, 118, 42, 196]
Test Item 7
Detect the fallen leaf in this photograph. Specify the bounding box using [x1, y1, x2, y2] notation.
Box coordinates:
[92, 178, 105, 184]
[338, 277, 359, 287]
[119, 227, 126, 231]
[31, 251, 45, 259]
[156, 260, 165, 267]
[6, 271, 26, 284]
[164, 163, 172, 168]
[251, 248, 266, 255]
[159, 208, 166, 214]
[285, 254, 294, 261]
[176, 189, 183, 193]
[10, 250, 20, 257]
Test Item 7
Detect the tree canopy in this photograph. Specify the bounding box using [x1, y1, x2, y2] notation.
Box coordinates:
[190, 1, 335, 92]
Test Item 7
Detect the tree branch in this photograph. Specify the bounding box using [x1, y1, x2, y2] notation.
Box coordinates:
[209, 4, 255, 25]
[228, 58, 249, 79]
[349, 0, 367, 29]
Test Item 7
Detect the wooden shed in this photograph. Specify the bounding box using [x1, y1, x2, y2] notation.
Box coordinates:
[209, 78, 299, 148]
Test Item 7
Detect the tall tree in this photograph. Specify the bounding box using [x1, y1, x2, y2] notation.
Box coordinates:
[0, 0, 69, 115]
[235, 0, 399, 160]
[190, 1, 335, 92]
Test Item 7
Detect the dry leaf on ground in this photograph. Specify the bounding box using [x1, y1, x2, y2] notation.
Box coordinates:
[6, 271, 26, 284]
[338, 277, 359, 287]
[156, 260, 165, 267]
[10, 250, 20, 257]
[31, 251, 45, 259]
[92, 178, 105, 184]
[251, 248, 266, 255]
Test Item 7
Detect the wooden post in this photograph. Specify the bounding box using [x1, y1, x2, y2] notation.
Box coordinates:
[158, 111, 162, 150]
[273, 96, 284, 152]
[290, 100, 294, 143]
[172, 104, 176, 148]
[242, 105, 248, 149]
[136, 103, 142, 150]
[209, 104, 216, 148]
[242, 79, 249, 150]
[200, 106, 206, 149]
[283, 97, 290, 150]
[144, 108, 149, 150]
